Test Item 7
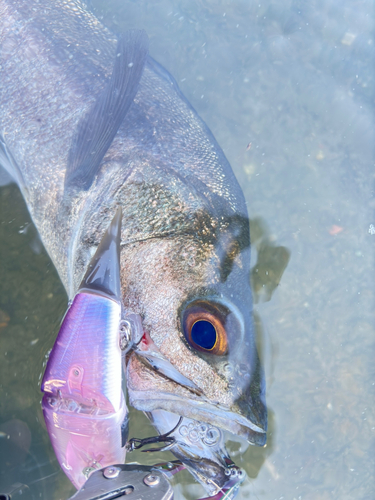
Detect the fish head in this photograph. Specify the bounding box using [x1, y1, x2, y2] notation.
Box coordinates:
[125, 206, 267, 455]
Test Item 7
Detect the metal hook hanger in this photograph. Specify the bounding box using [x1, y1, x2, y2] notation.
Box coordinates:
[126, 416, 183, 453]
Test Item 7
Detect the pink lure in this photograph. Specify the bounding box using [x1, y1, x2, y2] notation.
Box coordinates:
[41, 209, 127, 489]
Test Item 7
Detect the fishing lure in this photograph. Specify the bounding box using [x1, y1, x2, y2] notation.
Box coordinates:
[41, 209, 132, 489]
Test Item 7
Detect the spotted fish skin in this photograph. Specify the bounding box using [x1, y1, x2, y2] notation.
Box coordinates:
[0, 0, 267, 492]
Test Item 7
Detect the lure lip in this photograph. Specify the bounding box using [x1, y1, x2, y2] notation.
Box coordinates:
[78, 207, 122, 301]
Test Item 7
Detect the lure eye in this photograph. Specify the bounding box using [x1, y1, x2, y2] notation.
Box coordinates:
[183, 306, 228, 355]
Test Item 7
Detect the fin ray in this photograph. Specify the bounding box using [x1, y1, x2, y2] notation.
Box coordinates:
[65, 30, 149, 191]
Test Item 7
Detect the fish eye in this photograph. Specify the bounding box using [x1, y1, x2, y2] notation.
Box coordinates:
[191, 320, 216, 349]
[183, 304, 228, 355]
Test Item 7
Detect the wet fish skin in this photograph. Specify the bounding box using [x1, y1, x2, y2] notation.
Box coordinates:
[0, 0, 266, 489]
[41, 210, 128, 489]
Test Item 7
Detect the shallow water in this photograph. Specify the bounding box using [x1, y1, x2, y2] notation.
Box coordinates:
[0, 1, 374, 499]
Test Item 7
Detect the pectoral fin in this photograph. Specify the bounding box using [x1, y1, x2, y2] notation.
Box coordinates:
[65, 30, 149, 191]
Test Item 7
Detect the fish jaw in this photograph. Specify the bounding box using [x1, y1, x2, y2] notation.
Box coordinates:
[127, 343, 266, 446]
[41, 292, 126, 488]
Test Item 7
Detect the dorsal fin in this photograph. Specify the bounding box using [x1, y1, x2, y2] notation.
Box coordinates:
[79, 207, 122, 301]
[65, 30, 149, 191]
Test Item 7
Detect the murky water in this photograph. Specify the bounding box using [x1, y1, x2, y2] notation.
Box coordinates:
[0, 1, 374, 499]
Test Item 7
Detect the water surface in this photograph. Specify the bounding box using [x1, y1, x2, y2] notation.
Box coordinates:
[0, 1, 374, 499]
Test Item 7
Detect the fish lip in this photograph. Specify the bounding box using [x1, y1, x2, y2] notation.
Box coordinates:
[128, 391, 267, 446]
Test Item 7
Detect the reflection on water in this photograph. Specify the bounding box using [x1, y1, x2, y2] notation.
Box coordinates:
[0, 0, 374, 499]
[250, 217, 291, 303]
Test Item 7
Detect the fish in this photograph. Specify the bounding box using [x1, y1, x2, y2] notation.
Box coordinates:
[0, 0, 267, 494]
[41, 209, 129, 489]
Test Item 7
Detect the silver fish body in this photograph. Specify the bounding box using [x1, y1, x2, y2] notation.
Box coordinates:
[0, 0, 267, 491]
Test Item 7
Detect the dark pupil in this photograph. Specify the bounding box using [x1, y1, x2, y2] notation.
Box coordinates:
[191, 320, 217, 350]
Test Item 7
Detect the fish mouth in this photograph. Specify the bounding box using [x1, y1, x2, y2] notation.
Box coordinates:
[126, 351, 267, 446]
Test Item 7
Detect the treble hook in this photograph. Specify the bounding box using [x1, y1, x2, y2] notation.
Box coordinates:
[126, 416, 183, 453]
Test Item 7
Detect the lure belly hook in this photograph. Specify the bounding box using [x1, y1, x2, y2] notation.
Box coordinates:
[41, 209, 128, 489]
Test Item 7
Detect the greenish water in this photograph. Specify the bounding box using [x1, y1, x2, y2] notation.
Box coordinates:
[0, 1, 374, 499]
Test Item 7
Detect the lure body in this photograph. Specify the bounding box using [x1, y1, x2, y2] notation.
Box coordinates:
[42, 293, 126, 489]
[41, 209, 127, 489]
